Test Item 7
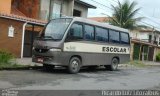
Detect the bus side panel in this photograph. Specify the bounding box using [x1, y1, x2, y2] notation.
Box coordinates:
[62, 52, 130, 66]
[63, 41, 130, 66]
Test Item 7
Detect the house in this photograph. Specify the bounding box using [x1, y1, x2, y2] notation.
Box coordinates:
[131, 29, 160, 46]
[130, 28, 160, 61]
[0, 0, 96, 58]
[89, 16, 160, 61]
[12, 0, 96, 20]
[89, 17, 109, 23]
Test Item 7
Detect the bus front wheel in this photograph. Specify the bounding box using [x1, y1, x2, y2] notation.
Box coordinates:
[105, 58, 119, 71]
[68, 57, 81, 74]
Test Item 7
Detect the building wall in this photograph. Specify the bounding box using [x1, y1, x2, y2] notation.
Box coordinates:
[12, 0, 40, 19]
[39, 0, 50, 20]
[0, 0, 11, 14]
[62, 0, 74, 17]
[129, 31, 139, 39]
[39, 0, 74, 20]
[0, 18, 24, 57]
[74, 2, 88, 18]
[130, 31, 150, 41]
[139, 32, 150, 41]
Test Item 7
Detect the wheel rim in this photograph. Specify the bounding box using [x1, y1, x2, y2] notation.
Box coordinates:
[71, 60, 79, 71]
[112, 59, 118, 69]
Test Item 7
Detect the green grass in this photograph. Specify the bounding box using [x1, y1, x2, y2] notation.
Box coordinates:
[0, 49, 14, 64]
[0, 49, 30, 69]
[156, 53, 160, 61]
[0, 63, 29, 69]
[128, 61, 147, 68]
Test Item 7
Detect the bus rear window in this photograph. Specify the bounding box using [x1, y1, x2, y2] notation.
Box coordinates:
[121, 32, 130, 44]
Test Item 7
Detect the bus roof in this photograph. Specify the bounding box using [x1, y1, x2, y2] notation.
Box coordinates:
[72, 17, 129, 33]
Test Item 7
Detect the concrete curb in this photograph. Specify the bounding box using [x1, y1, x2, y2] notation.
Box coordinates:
[0, 66, 43, 71]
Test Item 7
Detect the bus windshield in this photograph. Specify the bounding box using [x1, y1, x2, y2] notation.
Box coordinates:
[41, 18, 72, 40]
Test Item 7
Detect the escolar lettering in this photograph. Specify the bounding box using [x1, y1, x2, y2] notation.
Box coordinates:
[102, 47, 127, 53]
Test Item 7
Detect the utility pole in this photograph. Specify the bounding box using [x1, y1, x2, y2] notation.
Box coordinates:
[151, 27, 155, 44]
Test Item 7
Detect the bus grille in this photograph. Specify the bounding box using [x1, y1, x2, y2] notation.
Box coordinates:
[35, 48, 49, 53]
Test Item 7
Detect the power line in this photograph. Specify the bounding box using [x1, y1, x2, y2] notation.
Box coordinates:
[89, 0, 112, 10]
[107, 0, 160, 25]
[89, 0, 160, 30]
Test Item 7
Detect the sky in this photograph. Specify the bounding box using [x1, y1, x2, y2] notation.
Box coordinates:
[82, 0, 160, 30]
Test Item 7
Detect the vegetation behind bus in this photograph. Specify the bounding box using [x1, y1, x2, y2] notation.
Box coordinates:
[109, 0, 143, 30]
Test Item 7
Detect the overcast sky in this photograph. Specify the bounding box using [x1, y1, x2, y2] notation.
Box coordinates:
[82, 0, 160, 30]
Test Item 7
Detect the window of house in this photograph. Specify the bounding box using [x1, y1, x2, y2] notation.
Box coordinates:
[51, 3, 61, 19]
[84, 25, 95, 40]
[95, 27, 108, 42]
[121, 32, 130, 44]
[73, 9, 81, 17]
[109, 30, 120, 43]
[68, 23, 83, 39]
[149, 35, 152, 43]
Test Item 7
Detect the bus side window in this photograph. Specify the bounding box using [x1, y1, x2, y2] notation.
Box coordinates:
[67, 23, 83, 40]
[109, 30, 120, 43]
[95, 27, 109, 42]
[84, 25, 95, 40]
[121, 32, 130, 44]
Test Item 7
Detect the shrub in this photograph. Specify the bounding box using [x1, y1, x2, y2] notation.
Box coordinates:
[156, 53, 160, 61]
[0, 50, 14, 64]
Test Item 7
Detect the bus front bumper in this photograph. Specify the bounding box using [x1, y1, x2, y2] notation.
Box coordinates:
[32, 50, 68, 66]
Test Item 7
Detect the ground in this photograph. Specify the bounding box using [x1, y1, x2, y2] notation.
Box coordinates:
[0, 66, 160, 90]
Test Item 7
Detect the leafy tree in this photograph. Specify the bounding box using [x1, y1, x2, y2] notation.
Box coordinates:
[109, 0, 143, 30]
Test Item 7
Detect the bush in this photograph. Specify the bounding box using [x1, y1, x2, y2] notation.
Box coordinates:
[129, 60, 146, 67]
[156, 53, 160, 61]
[0, 50, 14, 64]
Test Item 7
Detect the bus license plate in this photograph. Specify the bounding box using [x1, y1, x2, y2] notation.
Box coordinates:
[37, 58, 43, 63]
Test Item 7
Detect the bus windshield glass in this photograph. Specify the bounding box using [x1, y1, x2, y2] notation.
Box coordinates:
[41, 18, 72, 40]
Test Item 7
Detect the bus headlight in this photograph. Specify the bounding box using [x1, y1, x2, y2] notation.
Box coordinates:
[49, 48, 62, 52]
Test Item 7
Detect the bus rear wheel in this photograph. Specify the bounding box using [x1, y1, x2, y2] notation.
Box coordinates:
[68, 57, 81, 74]
[105, 58, 119, 71]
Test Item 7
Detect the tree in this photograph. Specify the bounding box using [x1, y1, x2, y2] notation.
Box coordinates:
[109, 0, 143, 30]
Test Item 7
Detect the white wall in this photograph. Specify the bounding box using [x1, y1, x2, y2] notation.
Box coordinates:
[139, 32, 150, 41]
[130, 31, 140, 39]
[130, 30, 160, 46]
[130, 31, 150, 42]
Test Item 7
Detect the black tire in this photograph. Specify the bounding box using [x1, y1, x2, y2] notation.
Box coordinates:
[68, 57, 81, 74]
[105, 58, 119, 71]
[43, 64, 55, 71]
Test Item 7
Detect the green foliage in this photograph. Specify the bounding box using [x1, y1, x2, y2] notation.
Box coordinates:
[109, 0, 143, 30]
[129, 61, 146, 68]
[156, 53, 160, 61]
[133, 44, 140, 60]
[0, 49, 14, 64]
[0, 63, 29, 69]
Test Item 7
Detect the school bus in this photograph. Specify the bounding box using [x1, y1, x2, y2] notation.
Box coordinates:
[32, 17, 130, 74]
